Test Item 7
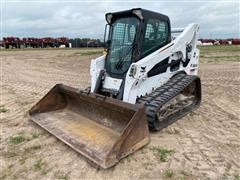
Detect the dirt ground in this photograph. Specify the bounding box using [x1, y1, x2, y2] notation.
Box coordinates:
[0, 46, 240, 180]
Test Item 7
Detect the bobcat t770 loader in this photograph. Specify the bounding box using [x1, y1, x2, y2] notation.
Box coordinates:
[29, 8, 201, 168]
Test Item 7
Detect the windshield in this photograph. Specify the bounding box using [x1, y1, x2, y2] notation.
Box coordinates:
[106, 17, 139, 76]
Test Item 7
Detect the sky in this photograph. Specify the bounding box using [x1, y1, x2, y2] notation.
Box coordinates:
[1, 0, 239, 39]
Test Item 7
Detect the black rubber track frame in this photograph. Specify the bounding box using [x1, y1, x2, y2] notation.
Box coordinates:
[137, 74, 201, 131]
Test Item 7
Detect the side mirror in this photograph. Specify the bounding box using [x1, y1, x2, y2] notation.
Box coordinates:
[104, 24, 110, 51]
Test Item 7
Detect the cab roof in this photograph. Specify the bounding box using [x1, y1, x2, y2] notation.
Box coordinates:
[105, 8, 170, 24]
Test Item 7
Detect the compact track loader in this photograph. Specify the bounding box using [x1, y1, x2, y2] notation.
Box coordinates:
[29, 8, 201, 168]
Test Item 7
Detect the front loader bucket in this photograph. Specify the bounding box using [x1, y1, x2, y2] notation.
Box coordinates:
[29, 84, 149, 168]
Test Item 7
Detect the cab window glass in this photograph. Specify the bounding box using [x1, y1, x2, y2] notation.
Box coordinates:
[142, 19, 169, 57]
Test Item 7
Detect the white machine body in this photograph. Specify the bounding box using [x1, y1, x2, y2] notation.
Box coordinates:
[90, 23, 200, 104]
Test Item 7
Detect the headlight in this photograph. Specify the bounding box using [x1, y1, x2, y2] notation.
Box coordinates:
[129, 64, 137, 77]
[132, 9, 143, 20]
[106, 13, 113, 24]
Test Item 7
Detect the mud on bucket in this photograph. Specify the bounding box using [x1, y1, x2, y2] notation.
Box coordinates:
[29, 84, 150, 168]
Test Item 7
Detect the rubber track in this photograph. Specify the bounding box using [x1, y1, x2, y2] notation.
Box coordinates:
[137, 74, 201, 131]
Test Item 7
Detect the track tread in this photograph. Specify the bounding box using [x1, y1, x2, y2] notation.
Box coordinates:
[137, 74, 201, 131]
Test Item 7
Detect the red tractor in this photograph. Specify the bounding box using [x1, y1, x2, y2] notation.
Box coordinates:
[55, 37, 69, 47]
[3, 37, 21, 48]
